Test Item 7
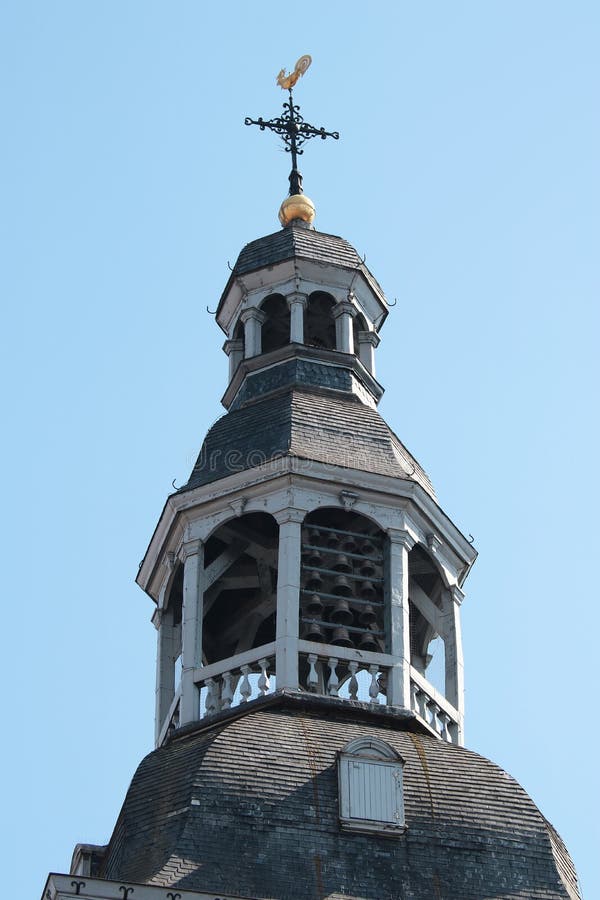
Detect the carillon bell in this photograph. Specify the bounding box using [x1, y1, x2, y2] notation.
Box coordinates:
[304, 593, 324, 617]
[342, 535, 358, 553]
[360, 580, 377, 600]
[332, 574, 352, 597]
[361, 537, 376, 556]
[358, 631, 381, 653]
[331, 626, 354, 648]
[305, 571, 323, 592]
[303, 621, 325, 642]
[332, 553, 352, 573]
[307, 548, 323, 567]
[358, 603, 378, 626]
[326, 532, 340, 549]
[308, 528, 321, 545]
[359, 559, 377, 578]
[329, 597, 354, 625]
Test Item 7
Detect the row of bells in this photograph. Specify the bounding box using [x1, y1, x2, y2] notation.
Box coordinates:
[301, 620, 383, 652]
[303, 549, 379, 579]
[304, 569, 379, 601]
[304, 528, 379, 556]
[303, 593, 380, 626]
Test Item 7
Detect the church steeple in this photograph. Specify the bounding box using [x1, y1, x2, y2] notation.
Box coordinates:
[45, 59, 582, 900]
[136, 61, 477, 751]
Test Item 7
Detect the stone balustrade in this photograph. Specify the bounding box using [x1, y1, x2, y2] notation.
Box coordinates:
[410, 665, 460, 743]
[195, 643, 277, 718]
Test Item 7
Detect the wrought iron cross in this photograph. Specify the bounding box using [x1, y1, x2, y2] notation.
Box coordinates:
[245, 55, 339, 196]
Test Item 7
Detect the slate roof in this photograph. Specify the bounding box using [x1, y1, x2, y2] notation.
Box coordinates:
[233, 226, 365, 276]
[182, 388, 435, 499]
[100, 694, 580, 900]
[218, 225, 387, 316]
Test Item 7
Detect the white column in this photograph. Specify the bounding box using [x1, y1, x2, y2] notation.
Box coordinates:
[332, 300, 357, 353]
[286, 292, 308, 343]
[154, 606, 176, 743]
[180, 539, 204, 725]
[240, 308, 266, 358]
[223, 338, 244, 380]
[442, 585, 465, 742]
[357, 330, 380, 376]
[386, 529, 415, 708]
[274, 509, 304, 690]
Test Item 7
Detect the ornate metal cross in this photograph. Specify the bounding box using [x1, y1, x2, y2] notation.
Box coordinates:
[245, 55, 339, 196]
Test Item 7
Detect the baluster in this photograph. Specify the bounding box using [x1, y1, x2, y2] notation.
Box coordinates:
[327, 657, 340, 696]
[416, 688, 428, 720]
[205, 678, 219, 715]
[428, 701, 441, 734]
[348, 661, 359, 700]
[410, 680, 420, 714]
[221, 671, 234, 709]
[239, 665, 252, 703]
[307, 654, 319, 692]
[368, 664, 380, 703]
[438, 711, 452, 742]
[258, 658, 271, 696]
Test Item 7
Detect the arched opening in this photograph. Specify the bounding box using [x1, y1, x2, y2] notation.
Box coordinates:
[233, 318, 244, 354]
[408, 544, 446, 693]
[300, 507, 386, 655]
[260, 293, 290, 354]
[202, 512, 279, 664]
[352, 312, 367, 355]
[305, 291, 336, 350]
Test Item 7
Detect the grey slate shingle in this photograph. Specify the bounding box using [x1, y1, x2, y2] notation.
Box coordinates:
[100, 695, 579, 900]
[182, 388, 435, 499]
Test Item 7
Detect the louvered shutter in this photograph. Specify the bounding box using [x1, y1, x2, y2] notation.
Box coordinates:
[339, 756, 404, 827]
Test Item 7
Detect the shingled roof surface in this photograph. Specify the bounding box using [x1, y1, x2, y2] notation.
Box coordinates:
[100, 697, 579, 899]
[232, 226, 366, 277]
[183, 388, 435, 498]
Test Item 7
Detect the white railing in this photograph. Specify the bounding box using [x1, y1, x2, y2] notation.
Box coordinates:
[410, 665, 461, 744]
[298, 639, 394, 705]
[193, 642, 276, 718]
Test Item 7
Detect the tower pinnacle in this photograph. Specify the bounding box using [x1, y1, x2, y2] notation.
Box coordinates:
[244, 55, 339, 226]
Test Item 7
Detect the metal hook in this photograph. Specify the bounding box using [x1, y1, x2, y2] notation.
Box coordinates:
[172, 479, 178, 490]
[119, 889, 134, 899]
[227, 260, 233, 271]
[388, 297, 398, 307]
[206, 305, 217, 314]
[70, 883, 86, 896]
[468, 534, 475, 544]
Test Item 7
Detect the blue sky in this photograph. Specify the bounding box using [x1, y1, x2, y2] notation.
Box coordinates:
[1, 2, 598, 897]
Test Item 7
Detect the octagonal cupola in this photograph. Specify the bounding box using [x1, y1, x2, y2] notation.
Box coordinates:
[218, 225, 388, 410]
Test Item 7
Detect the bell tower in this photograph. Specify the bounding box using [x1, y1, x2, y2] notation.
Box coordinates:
[44, 57, 581, 900]
[138, 57, 476, 751]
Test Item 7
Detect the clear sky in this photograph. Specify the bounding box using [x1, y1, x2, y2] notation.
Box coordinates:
[1, 2, 598, 897]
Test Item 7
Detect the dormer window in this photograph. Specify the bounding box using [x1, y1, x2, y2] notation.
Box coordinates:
[338, 737, 405, 834]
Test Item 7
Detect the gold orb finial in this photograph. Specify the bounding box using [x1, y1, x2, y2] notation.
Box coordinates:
[278, 193, 316, 227]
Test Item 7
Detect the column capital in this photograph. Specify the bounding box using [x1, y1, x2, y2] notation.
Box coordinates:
[179, 538, 204, 562]
[286, 291, 308, 310]
[357, 330, 381, 348]
[240, 307, 266, 325]
[332, 300, 357, 319]
[387, 528, 416, 551]
[273, 507, 306, 526]
[450, 584, 465, 606]
[222, 338, 244, 356]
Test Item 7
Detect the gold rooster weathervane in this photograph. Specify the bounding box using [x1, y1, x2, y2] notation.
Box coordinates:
[276, 54, 312, 91]
[245, 55, 339, 226]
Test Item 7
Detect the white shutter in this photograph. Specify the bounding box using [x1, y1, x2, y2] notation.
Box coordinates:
[340, 756, 404, 827]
